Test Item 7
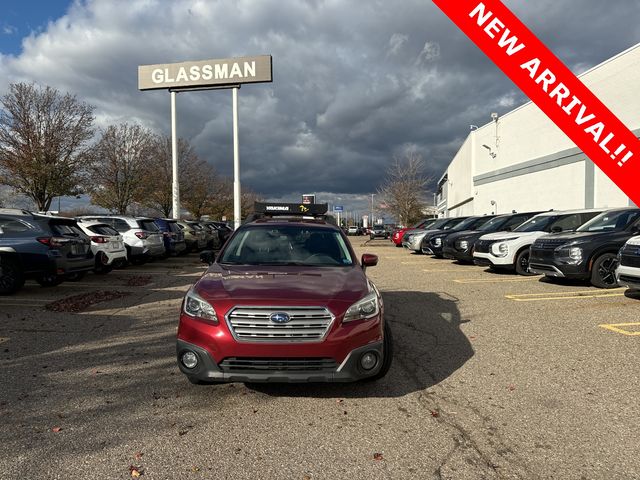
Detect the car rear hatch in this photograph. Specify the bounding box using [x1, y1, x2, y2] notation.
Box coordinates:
[136, 219, 164, 246]
[43, 219, 92, 260]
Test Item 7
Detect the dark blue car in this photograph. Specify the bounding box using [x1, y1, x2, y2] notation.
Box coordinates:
[153, 218, 187, 256]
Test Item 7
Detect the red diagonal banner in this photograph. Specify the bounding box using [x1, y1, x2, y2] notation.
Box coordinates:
[433, 0, 640, 206]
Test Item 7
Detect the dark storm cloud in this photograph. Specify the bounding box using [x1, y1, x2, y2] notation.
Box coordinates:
[0, 0, 638, 209]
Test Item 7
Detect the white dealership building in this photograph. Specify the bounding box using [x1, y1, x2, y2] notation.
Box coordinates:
[436, 43, 639, 217]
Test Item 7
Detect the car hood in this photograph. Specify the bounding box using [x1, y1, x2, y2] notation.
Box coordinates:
[479, 231, 543, 241]
[536, 230, 624, 243]
[194, 264, 370, 307]
[446, 230, 480, 241]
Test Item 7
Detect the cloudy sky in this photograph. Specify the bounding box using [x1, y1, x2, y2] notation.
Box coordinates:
[1, 0, 639, 214]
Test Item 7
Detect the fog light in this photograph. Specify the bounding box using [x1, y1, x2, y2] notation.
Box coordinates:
[181, 351, 198, 369]
[360, 352, 378, 371]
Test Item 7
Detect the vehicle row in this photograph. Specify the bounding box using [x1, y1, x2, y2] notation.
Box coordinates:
[0, 209, 232, 295]
[391, 207, 640, 291]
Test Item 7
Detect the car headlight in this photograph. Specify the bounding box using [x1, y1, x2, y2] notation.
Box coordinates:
[432, 237, 442, 247]
[183, 289, 218, 323]
[554, 245, 583, 263]
[491, 242, 509, 257]
[569, 247, 583, 261]
[457, 240, 469, 250]
[343, 292, 379, 323]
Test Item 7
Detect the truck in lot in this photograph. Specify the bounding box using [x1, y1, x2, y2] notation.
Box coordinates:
[176, 202, 392, 384]
[442, 211, 541, 262]
[616, 235, 640, 291]
[529, 208, 640, 288]
[473, 209, 603, 275]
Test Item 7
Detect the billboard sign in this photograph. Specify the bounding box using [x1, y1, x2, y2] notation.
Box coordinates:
[138, 55, 272, 91]
[302, 194, 316, 205]
[333, 205, 344, 212]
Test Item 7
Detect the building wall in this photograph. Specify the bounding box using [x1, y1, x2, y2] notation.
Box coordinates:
[439, 43, 640, 216]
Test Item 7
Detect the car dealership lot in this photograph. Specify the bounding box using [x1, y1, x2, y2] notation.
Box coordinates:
[0, 245, 638, 479]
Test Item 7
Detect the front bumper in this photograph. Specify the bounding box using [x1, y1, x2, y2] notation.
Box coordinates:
[473, 251, 511, 267]
[528, 252, 589, 279]
[443, 246, 473, 262]
[176, 339, 385, 383]
[616, 264, 640, 289]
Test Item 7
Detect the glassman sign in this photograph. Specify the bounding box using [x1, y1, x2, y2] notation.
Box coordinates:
[138, 55, 272, 90]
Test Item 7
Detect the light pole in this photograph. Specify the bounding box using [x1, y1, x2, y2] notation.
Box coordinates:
[371, 193, 375, 227]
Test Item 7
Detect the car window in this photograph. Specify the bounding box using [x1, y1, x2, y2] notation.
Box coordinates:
[442, 218, 468, 230]
[549, 214, 582, 232]
[577, 210, 640, 232]
[168, 222, 182, 233]
[504, 214, 531, 230]
[579, 211, 602, 226]
[50, 222, 84, 236]
[88, 224, 119, 236]
[0, 218, 34, 234]
[514, 215, 555, 232]
[110, 219, 130, 232]
[138, 219, 159, 232]
[477, 216, 507, 232]
[220, 226, 353, 266]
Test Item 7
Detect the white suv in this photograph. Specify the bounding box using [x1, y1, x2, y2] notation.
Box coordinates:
[473, 209, 603, 275]
[78, 216, 165, 265]
[76, 220, 128, 274]
[616, 235, 640, 291]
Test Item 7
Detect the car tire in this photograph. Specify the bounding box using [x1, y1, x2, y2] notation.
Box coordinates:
[0, 256, 25, 295]
[36, 273, 64, 287]
[364, 322, 393, 382]
[94, 252, 113, 275]
[515, 249, 536, 276]
[590, 253, 620, 289]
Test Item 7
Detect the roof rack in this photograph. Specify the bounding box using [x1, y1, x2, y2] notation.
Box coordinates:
[245, 202, 336, 225]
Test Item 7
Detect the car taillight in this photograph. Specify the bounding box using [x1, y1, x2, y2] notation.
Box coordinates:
[90, 236, 109, 244]
[134, 231, 149, 239]
[37, 237, 71, 248]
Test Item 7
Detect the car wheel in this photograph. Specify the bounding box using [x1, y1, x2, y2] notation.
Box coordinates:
[590, 253, 619, 289]
[36, 273, 64, 287]
[515, 249, 536, 276]
[364, 322, 393, 382]
[0, 257, 25, 295]
[94, 253, 113, 274]
[65, 272, 87, 282]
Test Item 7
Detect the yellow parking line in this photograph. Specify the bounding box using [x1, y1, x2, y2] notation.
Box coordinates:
[402, 261, 426, 265]
[599, 322, 640, 336]
[423, 268, 472, 273]
[454, 277, 540, 284]
[506, 288, 626, 302]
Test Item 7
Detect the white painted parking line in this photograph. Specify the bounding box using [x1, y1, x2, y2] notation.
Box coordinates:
[454, 277, 540, 284]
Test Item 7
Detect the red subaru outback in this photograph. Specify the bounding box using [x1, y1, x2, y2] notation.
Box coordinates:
[176, 203, 393, 384]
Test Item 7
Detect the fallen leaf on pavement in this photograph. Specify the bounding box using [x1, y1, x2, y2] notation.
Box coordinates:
[51, 426, 62, 433]
[134, 452, 143, 460]
[129, 465, 143, 477]
[373, 453, 384, 461]
[430, 410, 439, 418]
[508, 384, 516, 391]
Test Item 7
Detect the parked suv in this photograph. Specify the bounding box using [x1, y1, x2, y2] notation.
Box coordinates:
[79, 215, 165, 264]
[403, 217, 469, 253]
[421, 215, 496, 258]
[369, 225, 389, 240]
[76, 220, 127, 274]
[473, 209, 603, 275]
[154, 218, 187, 256]
[176, 202, 392, 384]
[616, 235, 640, 291]
[529, 208, 640, 288]
[178, 220, 208, 252]
[442, 212, 540, 262]
[392, 218, 437, 247]
[0, 209, 93, 294]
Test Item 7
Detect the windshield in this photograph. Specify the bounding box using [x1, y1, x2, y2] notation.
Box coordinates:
[428, 218, 450, 229]
[514, 215, 556, 232]
[442, 217, 469, 230]
[138, 219, 159, 232]
[219, 226, 354, 266]
[478, 216, 509, 232]
[452, 216, 491, 231]
[577, 210, 640, 232]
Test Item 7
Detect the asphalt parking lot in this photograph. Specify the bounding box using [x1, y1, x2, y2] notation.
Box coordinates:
[0, 243, 638, 479]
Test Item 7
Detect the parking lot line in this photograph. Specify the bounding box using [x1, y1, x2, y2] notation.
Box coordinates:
[423, 268, 478, 273]
[598, 322, 640, 336]
[505, 288, 626, 302]
[454, 277, 540, 284]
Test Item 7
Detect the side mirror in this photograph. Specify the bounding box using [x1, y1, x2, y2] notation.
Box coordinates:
[361, 253, 378, 270]
[551, 226, 563, 233]
[199, 250, 215, 265]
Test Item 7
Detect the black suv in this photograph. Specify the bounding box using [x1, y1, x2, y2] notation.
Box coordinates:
[529, 208, 640, 288]
[369, 225, 389, 240]
[422, 215, 495, 257]
[442, 212, 541, 263]
[0, 210, 94, 294]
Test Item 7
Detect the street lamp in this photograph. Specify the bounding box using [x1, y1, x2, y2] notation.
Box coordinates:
[490, 200, 497, 214]
[371, 193, 375, 227]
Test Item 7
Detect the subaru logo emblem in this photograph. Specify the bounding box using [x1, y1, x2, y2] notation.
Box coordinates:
[270, 312, 291, 324]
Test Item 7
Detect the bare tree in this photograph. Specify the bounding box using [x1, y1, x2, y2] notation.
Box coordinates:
[86, 123, 155, 214]
[377, 150, 432, 226]
[0, 83, 94, 211]
[181, 161, 220, 219]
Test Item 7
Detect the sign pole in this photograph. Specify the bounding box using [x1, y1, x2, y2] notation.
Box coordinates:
[171, 90, 180, 219]
[232, 86, 241, 230]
